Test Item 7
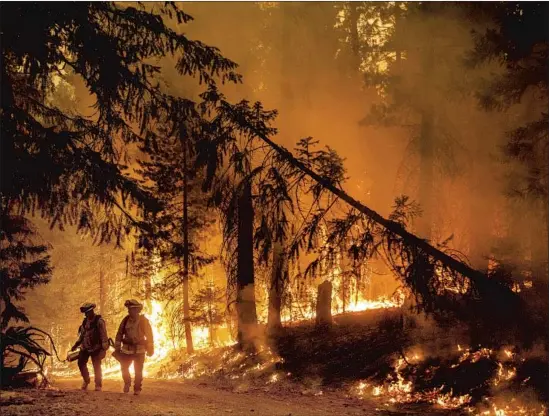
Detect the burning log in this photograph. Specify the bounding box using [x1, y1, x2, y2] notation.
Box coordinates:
[315, 280, 333, 327]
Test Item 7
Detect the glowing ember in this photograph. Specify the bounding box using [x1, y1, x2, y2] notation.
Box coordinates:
[493, 362, 516, 386]
[352, 346, 542, 414]
[476, 400, 547, 416]
[268, 373, 280, 383]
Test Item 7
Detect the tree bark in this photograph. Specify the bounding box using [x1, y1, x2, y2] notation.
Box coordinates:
[316, 280, 333, 327]
[267, 241, 285, 334]
[236, 180, 258, 350]
[530, 198, 548, 306]
[99, 263, 106, 316]
[348, 2, 361, 74]
[182, 133, 194, 354]
[280, 3, 294, 113]
[207, 299, 214, 347]
[417, 43, 435, 239]
[144, 256, 152, 312]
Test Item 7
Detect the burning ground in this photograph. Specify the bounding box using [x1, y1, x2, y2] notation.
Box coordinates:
[127, 308, 546, 415]
[3, 292, 547, 415]
[5, 287, 547, 416]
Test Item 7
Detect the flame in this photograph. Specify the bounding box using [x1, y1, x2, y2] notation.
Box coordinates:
[145, 300, 174, 362]
[435, 265, 470, 294]
[353, 356, 469, 407]
[351, 346, 543, 414]
[477, 400, 546, 416]
[494, 362, 516, 386]
[268, 373, 280, 383]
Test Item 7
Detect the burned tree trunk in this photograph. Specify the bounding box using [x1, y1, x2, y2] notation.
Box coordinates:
[267, 241, 285, 334]
[99, 264, 106, 315]
[99, 246, 108, 316]
[417, 44, 435, 239]
[316, 280, 332, 327]
[348, 2, 361, 74]
[182, 133, 194, 354]
[207, 300, 216, 347]
[144, 265, 152, 312]
[530, 200, 549, 303]
[236, 180, 258, 350]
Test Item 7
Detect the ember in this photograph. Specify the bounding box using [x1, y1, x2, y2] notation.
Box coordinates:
[351, 345, 547, 415]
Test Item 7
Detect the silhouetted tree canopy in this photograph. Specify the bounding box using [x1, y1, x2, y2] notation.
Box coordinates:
[466, 1, 548, 200]
[1, 2, 243, 243]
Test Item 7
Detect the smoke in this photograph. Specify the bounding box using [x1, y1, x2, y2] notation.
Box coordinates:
[180, 2, 547, 282]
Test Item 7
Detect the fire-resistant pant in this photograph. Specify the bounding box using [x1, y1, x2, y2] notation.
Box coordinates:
[119, 353, 146, 391]
[78, 349, 106, 387]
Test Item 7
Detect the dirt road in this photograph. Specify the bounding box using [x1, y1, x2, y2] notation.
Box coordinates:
[0, 378, 456, 416]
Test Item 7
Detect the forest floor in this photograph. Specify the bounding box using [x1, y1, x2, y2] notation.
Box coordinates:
[1, 309, 546, 415]
[0, 377, 459, 416]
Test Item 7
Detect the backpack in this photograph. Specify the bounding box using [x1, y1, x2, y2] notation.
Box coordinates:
[79, 314, 102, 334]
[78, 315, 104, 348]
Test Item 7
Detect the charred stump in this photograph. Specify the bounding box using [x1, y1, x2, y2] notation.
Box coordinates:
[316, 280, 333, 327]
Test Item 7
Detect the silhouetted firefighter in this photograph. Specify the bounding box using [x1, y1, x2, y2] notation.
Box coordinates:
[70, 303, 109, 391]
[114, 299, 154, 395]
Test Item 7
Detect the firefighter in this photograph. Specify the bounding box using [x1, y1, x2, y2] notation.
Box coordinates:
[70, 302, 109, 391]
[114, 299, 154, 395]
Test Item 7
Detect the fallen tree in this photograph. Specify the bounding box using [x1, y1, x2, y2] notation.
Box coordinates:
[204, 100, 525, 337]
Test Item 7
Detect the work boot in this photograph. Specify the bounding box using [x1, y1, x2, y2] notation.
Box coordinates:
[123, 383, 130, 393]
[81, 381, 89, 391]
[133, 389, 141, 396]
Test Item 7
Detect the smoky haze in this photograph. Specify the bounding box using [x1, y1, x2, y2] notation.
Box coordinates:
[177, 2, 547, 273]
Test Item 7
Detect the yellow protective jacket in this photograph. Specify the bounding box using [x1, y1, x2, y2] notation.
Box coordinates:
[114, 315, 154, 356]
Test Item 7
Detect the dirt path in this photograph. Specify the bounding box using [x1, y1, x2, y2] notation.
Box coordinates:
[0, 378, 457, 416]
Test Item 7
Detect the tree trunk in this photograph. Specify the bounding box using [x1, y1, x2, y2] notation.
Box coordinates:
[348, 2, 361, 74]
[280, 3, 294, 113]
[530, 198, 548, 306]
[144, 256, 152, 312]
[208, 301, 214, 347]
[236, 180, 258, 350]
[182, 134, 194, 354]
[99, 263, 106, 316]
[417, 44, 435, 239]
[267, 241, 285, 334]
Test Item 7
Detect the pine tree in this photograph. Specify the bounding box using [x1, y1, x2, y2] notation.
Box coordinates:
[189, 285, 225, 347]
[135, 127, 216, 354]
[0, 214, 53, 386]
[0, 215, 52, 329]
[0, 1, 264, 373]
[359, 2, 471, 240]
[466, 2, 548, 202]
[1, 2, 244, 243]
[465, 1, 548, 315]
